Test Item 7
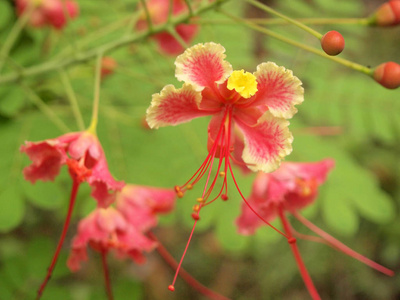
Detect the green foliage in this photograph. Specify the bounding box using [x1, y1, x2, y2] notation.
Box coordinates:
[0, 0, 399, 299]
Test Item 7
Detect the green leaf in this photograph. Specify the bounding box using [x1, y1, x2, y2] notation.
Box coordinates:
[0, 85, 26, 117]
[323, 179, 359, 236]
[0, 1, 12, 31]
[0, 185, 25, 232]
[22, 180, 65, 210]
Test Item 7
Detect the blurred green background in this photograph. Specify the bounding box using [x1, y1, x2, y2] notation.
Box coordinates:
[0, 0, 399, 299]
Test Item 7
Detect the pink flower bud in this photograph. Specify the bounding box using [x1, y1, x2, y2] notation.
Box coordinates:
[101, 57, 117, 78]
[373, 62, 400, 89]
[372, 0, 400, 26]
[320, 31, 345, 56]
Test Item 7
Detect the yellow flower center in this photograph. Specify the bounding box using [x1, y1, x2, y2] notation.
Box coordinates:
[227, 70, 258, 99]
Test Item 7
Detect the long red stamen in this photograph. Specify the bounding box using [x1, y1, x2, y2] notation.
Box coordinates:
[36, 179, 80, 300]
[292, 211, 395, 276]
[169, 109, 234, 289]
[100, 250, 114, 300]
[169, 219, 199, 290]
[278, 207, 321, 300]
[227, 160, 288, 238]
[148, 232, 231, 300]
[179, 109, 230, 193]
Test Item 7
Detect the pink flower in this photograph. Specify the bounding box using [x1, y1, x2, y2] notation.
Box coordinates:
[236, 159, 394, 293]
[116, 185, 177, 232]
[67, 207, 156, 271]
[136, 0, 198, 55]
[236, 159, 335, 235]
[147, 42, 303, 174]
[15, 0, 79, 30]
[146, 42, 303, 290]
[20, 131, 124, 207]
[67, 184, 176, 271]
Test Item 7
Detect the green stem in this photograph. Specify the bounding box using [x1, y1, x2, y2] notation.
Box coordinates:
[140, 0, 154, 31]
[167, 0, 174, 23]
[60, 0, 78, 54]
[56, 15, 131, 58]
[221, 10, 372, 76]
[116, 66, 165, 87]
[196, 17, 369, 26]
[88, 53, 103, 134]
[0, 4, 34, 74]
[0, 0, 229, 85]
[183, 0, 194, 16]
[167, 26, 189, 49]
[246, 0, 322, 39]
[58, 69, 85, 131]
[21, 84, 70, 133]
[124, 11, 142, 37]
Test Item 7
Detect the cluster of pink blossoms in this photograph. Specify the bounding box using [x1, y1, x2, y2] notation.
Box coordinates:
[15, 0, 79, 29]
[67, 184, 176, 271]
[21, 130, 177, 298]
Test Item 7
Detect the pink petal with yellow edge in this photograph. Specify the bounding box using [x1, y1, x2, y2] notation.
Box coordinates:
[146, 83, 212, 129]
[175, 42, 233, 91]
[250, 62, 303, 119]
[235, 111, 293, 173]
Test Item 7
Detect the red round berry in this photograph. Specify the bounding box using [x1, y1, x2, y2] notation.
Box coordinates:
[374, 1, 400, 26]
[373, 62, 400, 89]
[320, 31, 345, 56]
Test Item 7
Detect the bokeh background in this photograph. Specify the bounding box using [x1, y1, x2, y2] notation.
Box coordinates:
[0, 0, 399, 299]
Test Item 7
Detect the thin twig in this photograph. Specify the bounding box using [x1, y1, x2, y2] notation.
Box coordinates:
[58, 69, 85, 130]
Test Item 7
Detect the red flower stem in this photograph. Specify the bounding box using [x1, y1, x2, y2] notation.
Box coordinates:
[278, 207, 321, 300]
[292, 211, 395, 276]
[36, 180, 80, 300]
[100, 250, 114, 300]
[148, 232, 231, 300]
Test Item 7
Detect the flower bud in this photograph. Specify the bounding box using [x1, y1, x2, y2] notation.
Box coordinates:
[370, 0, 400, 26]
[373, 62, 400, 89]
[320, 31, 345, 56]
[101, 57, 117, 78]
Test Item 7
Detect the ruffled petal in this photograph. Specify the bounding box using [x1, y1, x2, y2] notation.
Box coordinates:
[175, 42, 233, 91]
[250, 62, 304, 119]
[283, 159, 335, 183]
[20, 140, 67, 183]
[235, 199, 264, 235]
[235, 111, 293, 173]
[67, 247, 88, 272]
[116, 185, 176, 232]
[236, 173, 277, 235]
[146, 83, 211, 129]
